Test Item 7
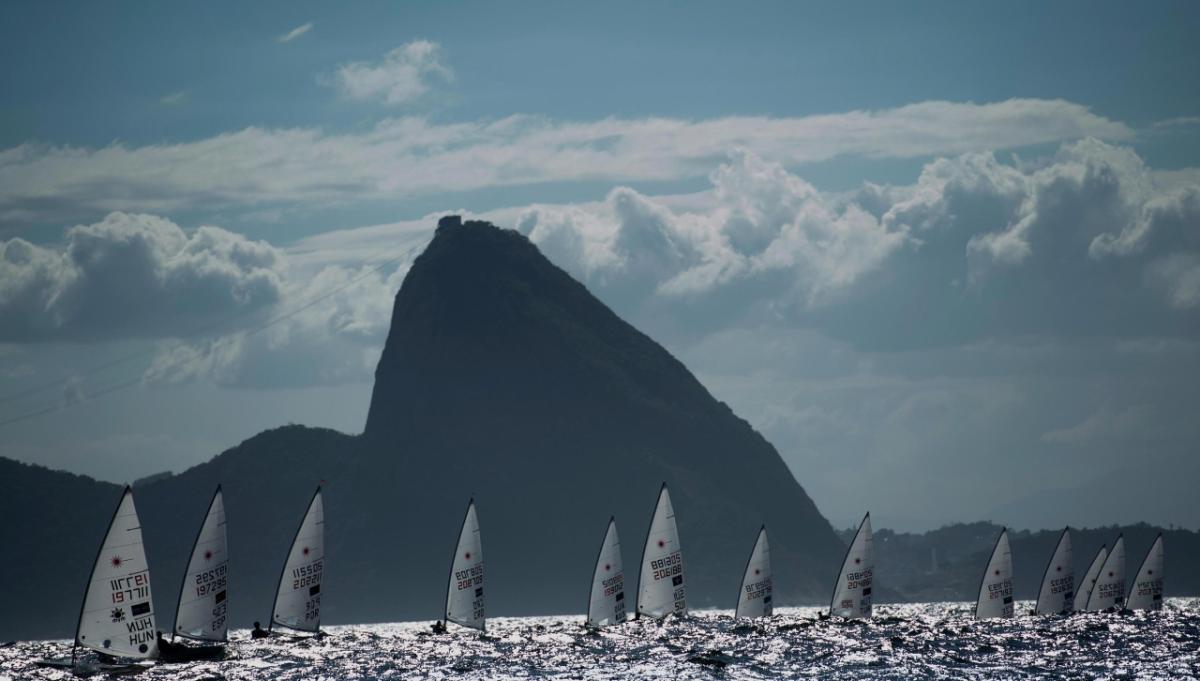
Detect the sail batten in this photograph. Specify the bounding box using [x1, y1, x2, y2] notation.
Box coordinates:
[270, 487, 324, 633]
[829, 512, 873, 619]
[173, 486, 229, 642]
[636, 483, 686, 619]
[445, 499, 485, 631]
[735, 525, 772, 619]
[975, 528, 1014, 619]
[1086, 535, 1126, 611]
[586, 517, 626, 628]
[1034, 528, 1073, 616]
[1126, 534, 1164, 611]
[75, 487, 158, 660]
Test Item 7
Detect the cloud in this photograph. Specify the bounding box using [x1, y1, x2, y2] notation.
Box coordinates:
[278, 22, 313, 43]
[0, 212, 285, 341]
[159, 91, 187, 106]
[326, 40, 451, 106]
[1040, 403, 1154, 445]
[0, 99, 1132, 227]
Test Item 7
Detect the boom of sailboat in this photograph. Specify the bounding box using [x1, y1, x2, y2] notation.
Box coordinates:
[41, 483, 1171, 671]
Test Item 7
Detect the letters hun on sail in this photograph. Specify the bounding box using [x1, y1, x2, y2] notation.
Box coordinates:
[829, 512, 873, 619]
[735, 526, 772, 619]
[586, 518, 626, 628]
[975, 528, 1014, 619]
[1127, 534, 1164, 611]
[1034, 528, 1073, 615]
[446, 500, 485, 630]
[637, 484, 686, 619]
[1086, 535, 1126, 611]
[272, 488, 324, 632]
[174, 487, 229, 641]
[1075, 545, 1107, 612]
[77, 487, 158, 659]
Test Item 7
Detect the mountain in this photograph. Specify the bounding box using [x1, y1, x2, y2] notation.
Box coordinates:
[0, 217, 844, 641]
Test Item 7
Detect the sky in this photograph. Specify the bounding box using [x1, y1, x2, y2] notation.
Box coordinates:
[2, 1, 1199, 532]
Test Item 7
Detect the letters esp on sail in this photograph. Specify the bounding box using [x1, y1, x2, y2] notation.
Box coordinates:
[637, 483, 686, 619]
[174, 486, 229, 641]
[829, 512, 873, 619]
[974, 528, 1014, 619]
[586, 517, 626, 628]
[1126, 534, 1164, 611]
[445, 499, 485, 631]
[1034, 527, 1074, 615]
[1085, 534, 1126, 612]
[271, 487, 324, 632]
[76, 487, 159, 660]
[735, 525, 772, 619]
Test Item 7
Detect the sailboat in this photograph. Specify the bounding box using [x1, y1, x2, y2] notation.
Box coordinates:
[1033, 527, 1073, 615]
[442, 498, 485, 632]
[734, 525, 772, 619]
[585, 517, 626, 629]
[636, 482, 686, 619]
[1126, 534, 1164, 611]
[159, 485, 228, 662]
[269, 486, 324, 635]
[829, 512, 873, 619]
[1074, 544, 1107, 612]
[974, 527, 1013, 619]
[39, 486, 158, 672]
[1085, 534, 1126, 612]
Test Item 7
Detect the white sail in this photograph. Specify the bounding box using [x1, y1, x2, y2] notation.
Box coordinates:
[1034, 527, 1074, 615]
[586, 517, 626, 628]
[445, 499, 485, 631]
[271, 487, 324, 632]
[829, 512, 873, 619]
[637, 483, 686, 619]
[735, 525, 772, 619]
[76, 487, 158, 659]
[1126, 534, 1164, 611]
[1074, 545, 1107, 612]
[1086, 535, 1126, 611]
[975, 528, 1014, 619]
[173, 486, 229, 642]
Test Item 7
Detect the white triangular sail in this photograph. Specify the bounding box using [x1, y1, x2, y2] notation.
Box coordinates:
[975, 528, 1014, 619]
[1086, 534, 1126, 611]
[173, 486, 229, 642]
[637, 483, 686, 619]
[829, 512, 873, 619]
[1126, 534, 1164, 611]
[735, 525, 772, 619]
[445, 499, 485, 631]
[1075, 545, 1107, 612]
[1034, 527, 1074, 615]
[76, 487, 158, 660]
[271, 487, 324, 632]
[586, 517, 626, 628]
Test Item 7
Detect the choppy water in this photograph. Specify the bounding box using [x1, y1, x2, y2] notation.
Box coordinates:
[4, 601, 1198, 680]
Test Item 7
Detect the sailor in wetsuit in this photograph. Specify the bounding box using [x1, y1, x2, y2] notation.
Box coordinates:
[251, 621, 270, 639]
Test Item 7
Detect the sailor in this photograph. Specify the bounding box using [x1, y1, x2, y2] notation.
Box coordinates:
[251, 621, 270, 639]
[430, 620, 447, 634]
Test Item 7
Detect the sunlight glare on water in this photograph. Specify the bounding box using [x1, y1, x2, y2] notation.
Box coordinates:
[3, 600, 1198, 679]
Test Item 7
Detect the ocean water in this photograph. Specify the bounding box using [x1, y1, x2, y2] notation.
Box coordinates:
[4, 601, 1198, 679]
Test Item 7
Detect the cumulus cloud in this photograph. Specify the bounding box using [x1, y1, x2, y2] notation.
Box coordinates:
[0, 99, 1131, 227]
[327, 40, 451, 106]
[0, 212, 284, 341]
[278, 22, 313, 43]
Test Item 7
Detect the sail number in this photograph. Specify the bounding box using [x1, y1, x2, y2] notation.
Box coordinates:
[109, 572, 150, 604]
[292, 560, 323, 590]
[455, 564, 484, 591]
[194, 563, 228, 597]
[650, 552, 682, 581]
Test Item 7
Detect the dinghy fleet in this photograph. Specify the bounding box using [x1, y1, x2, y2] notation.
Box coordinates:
[45, 482, 1168, 671]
